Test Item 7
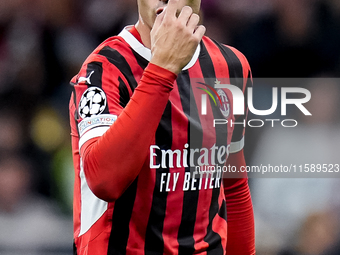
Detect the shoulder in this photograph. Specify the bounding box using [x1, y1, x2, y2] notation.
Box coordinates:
[70, 35, 134, 85]
[200, 36, 252, 91]
[87, 35, 132, 65]
[201, 36, 251, 72]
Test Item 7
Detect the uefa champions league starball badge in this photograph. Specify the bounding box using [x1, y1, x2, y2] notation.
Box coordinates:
[78, 87, 107, 119]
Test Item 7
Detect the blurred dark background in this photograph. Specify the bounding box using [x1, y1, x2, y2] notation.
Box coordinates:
[0, 0, 339, 254]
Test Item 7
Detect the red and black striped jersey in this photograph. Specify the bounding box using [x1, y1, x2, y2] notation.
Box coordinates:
[69, 26, 252, 255]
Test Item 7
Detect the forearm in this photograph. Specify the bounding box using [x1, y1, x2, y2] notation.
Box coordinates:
[81, 63, 176, 202]
[224, 150, 255, 254]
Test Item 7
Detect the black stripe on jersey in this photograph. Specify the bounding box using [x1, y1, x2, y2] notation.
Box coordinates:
[71, 86, 78, 120]
[98, 46, 138, 92]
[244, 71, 252, 109]
[144, 101, 172, 255]
[205, 198, 228, 255]
[205, 188, 224, 255]
[118, 76, 130, 108]
[212, 40, 249, 144]
[232, 71, 252, 143]
[86, 62, 103, 88]
[199, 41, 225, 255]
[218, 200, 227, 220]
[73, 240, 77, 255]
[71, 86, 81, 137]
[177, 71, 191, 116]
[131, 49, 149, 70]
[85, 62, 110, 115]
[177, 71, 201, 255]
[107, 178, 138, 255]
[211, 40, 244, 90]
[199, 41, 229, 151]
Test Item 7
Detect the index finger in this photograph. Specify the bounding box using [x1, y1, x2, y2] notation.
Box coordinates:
[164, 0, 180, 19]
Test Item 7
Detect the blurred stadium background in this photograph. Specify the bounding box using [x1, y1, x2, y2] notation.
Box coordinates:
[0, 0, 339, 254]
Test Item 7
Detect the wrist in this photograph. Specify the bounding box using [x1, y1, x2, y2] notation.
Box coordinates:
[143, 63, 177, 90]
[150, 55, 181, 75]
[147, 62, 178, 79]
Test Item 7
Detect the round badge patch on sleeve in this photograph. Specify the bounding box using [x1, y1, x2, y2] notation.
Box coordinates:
[78, 87, 107, 119]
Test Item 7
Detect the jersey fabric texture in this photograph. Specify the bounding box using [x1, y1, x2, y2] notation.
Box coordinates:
[69, 26, 254, 255]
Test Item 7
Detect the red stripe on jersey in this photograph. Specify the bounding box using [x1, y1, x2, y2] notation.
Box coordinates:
[202, 37, 231, 84]
[202, 37, 236, 149]
[129, 26, 143, 44]
[161, 80, 188, 255]
[188, 61, 215, 253]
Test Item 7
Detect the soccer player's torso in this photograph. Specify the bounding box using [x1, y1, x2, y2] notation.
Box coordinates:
[70, 27, 249, 255]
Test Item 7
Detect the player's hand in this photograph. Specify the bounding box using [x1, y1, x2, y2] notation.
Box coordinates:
[150, 0, 205, 74]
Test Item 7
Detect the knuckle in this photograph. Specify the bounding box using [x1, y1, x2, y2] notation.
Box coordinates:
[175, 21, 185, 30]
[183, 30, 191, 38]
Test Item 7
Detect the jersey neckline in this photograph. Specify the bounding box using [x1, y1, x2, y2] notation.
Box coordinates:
[118, 26, 201, 71]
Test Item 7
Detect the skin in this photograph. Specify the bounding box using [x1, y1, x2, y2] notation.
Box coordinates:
[135, 0, 205, 74]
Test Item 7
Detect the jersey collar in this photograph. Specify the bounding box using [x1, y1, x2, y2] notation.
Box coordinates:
[118, 26, 201, 71]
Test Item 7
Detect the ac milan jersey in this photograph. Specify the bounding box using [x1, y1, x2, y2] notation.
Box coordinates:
[69, 26, 252, 255]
